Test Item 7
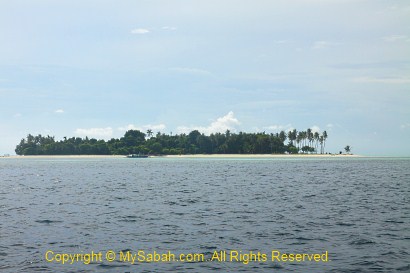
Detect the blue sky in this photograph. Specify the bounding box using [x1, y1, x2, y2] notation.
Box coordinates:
[1, 0, 409, 156]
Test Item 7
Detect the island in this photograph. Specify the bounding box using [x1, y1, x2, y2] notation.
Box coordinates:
[15, 129, 331, 156]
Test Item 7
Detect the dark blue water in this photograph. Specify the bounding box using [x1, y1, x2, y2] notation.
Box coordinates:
[1, 157, 409, 272]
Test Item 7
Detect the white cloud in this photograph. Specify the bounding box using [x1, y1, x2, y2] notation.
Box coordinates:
[352, 76, 410, 84]
[400, 123, 410, 129]
[55, 109, 64, 114]
[74, 127, 113, 138]
[264, 125, 321, 133]
[263, 124, 293, 132]
[118, 123, 166, 133]
[312, 40, 339, 49]
[131, 28, 150, 34]
[162, 26, 177, 31]
[13, 113, 22, 118]
[382, 35, 409, 42]
[177, 111, 240, 135]
[310, 125, 321, 133]
[169, 67, 212, 76]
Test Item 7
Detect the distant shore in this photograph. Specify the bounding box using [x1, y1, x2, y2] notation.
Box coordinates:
[160, 154, 361, 158]
[1, 154, 361, 159]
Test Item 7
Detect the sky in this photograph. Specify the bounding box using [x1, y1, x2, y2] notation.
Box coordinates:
[0, 0, 409, 156]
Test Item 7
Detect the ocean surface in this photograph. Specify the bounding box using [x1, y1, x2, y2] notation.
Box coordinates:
[0, 157, 409, 272]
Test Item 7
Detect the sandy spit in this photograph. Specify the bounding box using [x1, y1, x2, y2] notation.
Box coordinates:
[158, 154, 361, 158]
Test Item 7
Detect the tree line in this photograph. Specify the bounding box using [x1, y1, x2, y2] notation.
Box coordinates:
[15, 129, 329, 156]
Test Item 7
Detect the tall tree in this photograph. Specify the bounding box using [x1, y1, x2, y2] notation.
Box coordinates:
[307, 128, 313, 148]
[319, 135, 324, 154]
[146, 129, 153, 138]
[322, 131, 328, 154]
[279, 130, 287, 143]
[288, 129, 297, 146]
[314, 132, 320, 153]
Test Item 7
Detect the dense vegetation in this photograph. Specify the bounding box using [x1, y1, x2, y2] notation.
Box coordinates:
[15, 129, 328, 156]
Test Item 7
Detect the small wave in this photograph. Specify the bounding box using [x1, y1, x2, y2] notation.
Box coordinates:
[48, 241, 62, 245]
[328, 269, 365, 273]
[60, 244, 80, 248]
[170, 212, 185, 216]
[349, 238, 375, 245]
[396, 264, 410, 271]
[303, 194, 317, 198]
[192, 222, 206, 226]
[336, 222, 355, 226]
[199, 245, 218, 250]
[35, 220, 63, 224]
[385, 219, 405, 224]
[164, 201, 178, 205]
[20, 265, 53, 272]
[118, 219, 137, 223]
[295, 236, 315, 241]
[98, 263, 130, 268]
[119, 215, 140, 222]
[264, 263, 283, 269]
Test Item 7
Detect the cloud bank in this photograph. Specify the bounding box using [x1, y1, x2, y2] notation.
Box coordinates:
[74, 127, 113, 138]
[177, 111, 240, 135]
[118, 123, 166, 133]
[130, 28, 150, 34]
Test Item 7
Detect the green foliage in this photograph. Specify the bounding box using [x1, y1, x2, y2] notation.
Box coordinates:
[15, 129, 329, 155]
[301, 145, 315, 154]
[288, 146, 299, 154]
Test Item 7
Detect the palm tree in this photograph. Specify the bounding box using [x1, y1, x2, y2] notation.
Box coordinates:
[146, 129, 153, 138]
[287, 130, 293, 146]
[319, 135, 324, 154]
[314, 132, 320, 153]
[344, 145, 351, 154]
[307, 128, 313, 148]
[322, 131, 328, 153]
[302, 131, 307, 147]
[296, 132, 303, 150]
[288, 129, 297, 146]
[279, 130, 287, 143]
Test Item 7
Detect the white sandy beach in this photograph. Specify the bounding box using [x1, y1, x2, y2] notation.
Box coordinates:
[160, 154, 361, 158]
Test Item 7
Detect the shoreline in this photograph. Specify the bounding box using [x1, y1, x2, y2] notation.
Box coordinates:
[1, 154, 362, 159]
[160, 154, 361, 158]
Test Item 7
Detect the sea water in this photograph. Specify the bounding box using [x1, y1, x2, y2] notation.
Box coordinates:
[0, 157, 409, 272]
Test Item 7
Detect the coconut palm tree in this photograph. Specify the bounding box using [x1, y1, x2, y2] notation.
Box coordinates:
[146, 129, 153, 138]
[307, 128, 314, 148]
[296, 132, 302, 150]
[322, 131, 328, 153]
[314, 132, 320, 153]
[288, 129, 297, 146]
[279, 130, 287, 143]
[319, 135, 324, 154]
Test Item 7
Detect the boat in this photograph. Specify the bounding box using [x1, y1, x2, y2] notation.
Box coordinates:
[126, 154, 149, 158]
